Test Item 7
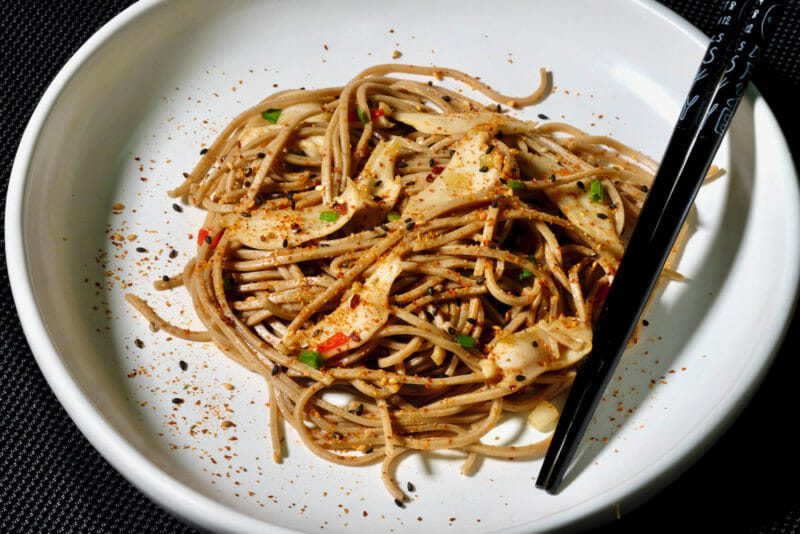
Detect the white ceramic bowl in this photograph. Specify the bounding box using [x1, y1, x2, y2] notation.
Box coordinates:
[7, 0, 800, 532]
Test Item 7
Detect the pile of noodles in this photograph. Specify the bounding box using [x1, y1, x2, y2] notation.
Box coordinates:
[127, 64, 678, 502]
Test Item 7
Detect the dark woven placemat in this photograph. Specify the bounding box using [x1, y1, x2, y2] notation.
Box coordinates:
[1, 1, 798, 532]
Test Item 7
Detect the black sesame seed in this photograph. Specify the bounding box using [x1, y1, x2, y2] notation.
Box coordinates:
[172, 397, 184, 405]
[204, 235, 212, 244]
[365, 447, 374, 454]
[427, 287, 435, 296]
[169, 249, 178, 259]
[640, 185, 649, 193]
[596, 213, 609, 219]
[642, 319, 650, 326]
[424, 311, 434, 321]
[134, 339, 144, 349]
[515, 375, 526, 382]
[199, 148, 208, 155]
[447, 326, 456, 335]
[172, 203, 183, 213]
[179, 360, 188, 371]
[257, 152, 266, 158]
[490, 199, 498, 208]
[356, 403, 364, 416]
[479, 166, 489, 173]
[429, 158, 435, 167]
[467, 318, 478, 325]
[442, 95, 451, 102]
[287, 191, 296, 210]
[476, 277, 486, 284]
[282, 238, 289, 248]
[136, 247, 148, 253]
[407, 481, 416, 492]
[271, 364, 281, 376]
[394, 499, 406, 509]
[550, 174, 557, 182]
[397, 162, 408, 168]
[497, 131, 504, 139]
[485, 145, 495, 154]
[373, 180, 383, 188]
[427, 80, 433, 86]
[244, 167, 253, 177]
[405, 221, 416, 230]
[332, 432, 343, 440]
[537, 113, 550, 120]
[532, 340, 539, 347]
[241, 211, 252, 217]
[609, 201, 617, 209]
[576, 181, 586, 190]
[449, 149, 456, 156]
[372, 195, 382, 202]
[496, 104, 502, 112]
[161, 275, 170, 282]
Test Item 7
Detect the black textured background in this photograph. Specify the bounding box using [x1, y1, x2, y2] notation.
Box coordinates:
[1, 1, 798, 532]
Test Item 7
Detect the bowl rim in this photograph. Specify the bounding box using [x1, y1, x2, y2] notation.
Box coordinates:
[6, 0, 800, 532]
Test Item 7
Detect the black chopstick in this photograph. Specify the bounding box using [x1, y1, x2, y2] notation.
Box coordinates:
[536, 0, 785, 494]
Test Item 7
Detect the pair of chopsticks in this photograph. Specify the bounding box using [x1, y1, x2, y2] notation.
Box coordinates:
[536, 0, 785, 494]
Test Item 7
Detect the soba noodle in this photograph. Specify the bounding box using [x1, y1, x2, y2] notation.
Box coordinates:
[128, 64, 672, 501]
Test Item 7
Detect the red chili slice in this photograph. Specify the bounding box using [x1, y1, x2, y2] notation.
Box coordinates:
[370, 108, 385, 119]
[350, 294, 361, 308]
[431, 165, 445, 175]
[317, 332, 349, 353]
[209, 228, 226, 249]
[333, 202, 348, 215]
[197, 228, 225, 249]
[594, 283, 610, 304]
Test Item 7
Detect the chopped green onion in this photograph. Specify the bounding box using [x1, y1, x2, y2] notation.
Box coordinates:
[357, 107, 369, 125]
[507, 179, 524, 192]
[456, 334, 476, 348]
[319, 211, 340, 222]
[387, 212, 401, 222]
[262, 108, 282, 123]
[299, 349, 323, 369]
[588, 179, 604, 203]
[519, 269, 533, 280]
